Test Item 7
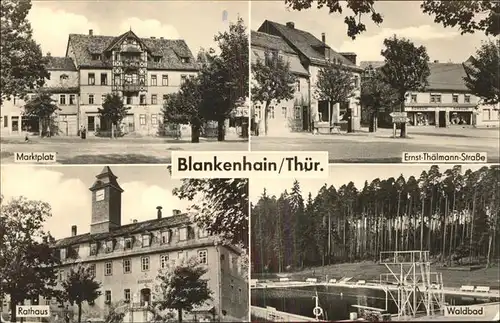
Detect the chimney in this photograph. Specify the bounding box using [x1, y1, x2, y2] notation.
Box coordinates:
[286, 22, 295, 29]
[172, 209, 181, 216]
[160, 37, 164, 39]
[156, 206, 163, 219]
[89, 29, 93, 36]
[321, 32, 325, 43]
[340, 52, 357, 65]
[151, 36, 156, 39]
[434, 60, 439, 63]
[71, 225, 77, 237]
[133, 219, 138, 223]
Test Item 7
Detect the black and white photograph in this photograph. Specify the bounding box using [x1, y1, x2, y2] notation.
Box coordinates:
[0, 0, 249, 164]
[250, 1, 499, 162]
[250, 164, 500, 321]
[0, 165, 249, 322]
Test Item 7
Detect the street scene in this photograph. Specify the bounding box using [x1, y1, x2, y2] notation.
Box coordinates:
[1, 0, 250, 164]
[0, 165, 249, 322]
[250, 1, 499, 162]
[250, 164, 500, 322]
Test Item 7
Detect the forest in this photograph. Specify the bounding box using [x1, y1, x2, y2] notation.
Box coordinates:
[251, 165, 499, 274]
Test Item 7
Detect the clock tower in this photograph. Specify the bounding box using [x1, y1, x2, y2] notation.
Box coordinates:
[89, 166, 124, 234]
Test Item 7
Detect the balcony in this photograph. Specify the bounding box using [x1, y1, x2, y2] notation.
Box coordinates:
[122, 84, 141, 93]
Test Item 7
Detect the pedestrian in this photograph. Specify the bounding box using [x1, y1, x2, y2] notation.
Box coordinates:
[254, 113, 260, 136]
[82, 126, 87, 139]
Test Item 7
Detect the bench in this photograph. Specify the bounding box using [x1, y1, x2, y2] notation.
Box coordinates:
[279, 278, 290, 282]
[329, 279, 337, 284]
[475, 286, 490, 293]
[306, 278, 318, 283]
[357, 280, 366, 285]
[460, 285, 475, 292]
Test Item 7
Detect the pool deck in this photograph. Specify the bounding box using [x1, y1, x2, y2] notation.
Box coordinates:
[252, 281, 500, 298]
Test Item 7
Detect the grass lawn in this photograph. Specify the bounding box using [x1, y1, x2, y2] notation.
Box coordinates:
[254, 261, 500, 290]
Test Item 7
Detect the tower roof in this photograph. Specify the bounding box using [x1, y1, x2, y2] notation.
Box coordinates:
[90, 166, 124, 192]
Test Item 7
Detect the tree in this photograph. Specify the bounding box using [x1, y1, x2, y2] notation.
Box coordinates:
[463, 40, 500, 105]
[359, 70, 398, 132]
[0, 196, 60, 322]
[173, 178, 248, 248]
[61, 264, 101, 323]
[23, 92, 60, 137]
[155, 257, 212, 323]
[380, 36, 430, 137]
[162, 77, 203, 143]
[421, 1, 500, 37]
[98, 93, 130, 138]
[0, 0, 49, 106]
[251, 52, 296, 135]
[315, 61, 357, 131]
[283, 0, 499, 39]
[200, 17, 249, 141]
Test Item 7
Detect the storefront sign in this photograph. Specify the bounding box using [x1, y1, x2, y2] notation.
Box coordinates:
[138, 279, 153, 284]
[452, 107, 473, 111]
[406, 107, 432, 111]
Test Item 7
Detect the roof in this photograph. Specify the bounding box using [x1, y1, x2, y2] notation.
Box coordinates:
[251, 31, 297, 55]
[53, 213, 191, 248]
[251, 49, 309, 76]
[66, 32, 198, 70]
[359, 61, 471, 92]
[44, 56, 77, 71]
[258, 20, 356, 67]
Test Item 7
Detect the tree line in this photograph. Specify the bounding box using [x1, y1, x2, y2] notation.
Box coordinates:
[251, 165, 500, 274]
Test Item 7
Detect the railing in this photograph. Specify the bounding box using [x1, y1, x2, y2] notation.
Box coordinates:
[122, 84, 141, 92]
[379, 250, 430, 264]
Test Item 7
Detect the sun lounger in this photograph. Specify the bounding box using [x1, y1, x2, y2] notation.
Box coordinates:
[279, 278, 290, 282]
[475, 286, 490, 293]
[306, 278, 318, 283]
[460, 285, 475, 292]
[357, 280, 366, 285]
[329, 279, 337, 284]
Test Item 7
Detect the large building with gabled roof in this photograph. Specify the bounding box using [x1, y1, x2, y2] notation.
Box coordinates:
[251, 20, 363, 135]
[1, 29, 199, 137]
[0, 166, 248, 322]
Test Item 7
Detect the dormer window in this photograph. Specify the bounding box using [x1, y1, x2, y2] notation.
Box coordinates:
[154, 57, 161, 63]
[91, 54, 101, 60]
[60, 74, 69, 81]
[105, 240, 114, 253]
[198, 227, 209, 238]
[60, 248, 67, 260]
[180, 57, 189, 63]
[124, 237, 133, 250]
[142, 234, 151, 247]
[161, 230, 171, 244]
[90, 242, 98, 256]
[179, 227, 188, 241]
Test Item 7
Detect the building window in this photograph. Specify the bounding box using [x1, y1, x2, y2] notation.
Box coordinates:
[90, 242, 98, 256]
[154, 57, 161, 63]
[268, 106, 275, 119]
[162, 75, 169, 86]
[294, 106, 301, 119]
[124, 238, 132, 250]
[126, 96, 132, 105]
[230, 284, 235, 302]
[105, 261, 112, 276]
[296, 79, 300, 92]
[105, 291, 111, 304]
[198, 250, 208, 264]
[161, 231, 170, 244]
[88, 94, 94, 105]
[69, 94, 76, 105]
[198, 228, 208, 238]
[101, 73, 108, 85]
[60, 248, 66, 260]
[465, 95, 471, 103]
[105, 240, 113, 253]
[160, 254, 169, 269]
[88, 73, 95, 85]
[140, 95, 146, 105]
[89, 264, 96, 277]
[151, 75, 157, 86]
[151, 114, 158, 125]
[123, 259, 131, 273]
[452, 94, 459, 103]
[3, 116, 8, 128]
[179, 227, 187, 241]
[58, 270, 63, 281]
[139, 114, 146, 125]
[281, 106, 287, 118]
[142, 234, 151, 247]
[411, 94, 417, 103]
[163, 94, 168, 103]
[178, 251, 185, 260]
[114, 75, 120, 86]
[180, 75, 187, 85]
[151, 94, 157, 105]
[59, 95, 66, 105]
[92, 54, 100, 60]
[141, 256, 150, 271]
[430, 94, 441, 103]
[255, 106, 261, 119]
[483, 109, 491, 120]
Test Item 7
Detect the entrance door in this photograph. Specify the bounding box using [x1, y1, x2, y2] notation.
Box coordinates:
[318, 101, 329, 122]
[87, 116, 95, 131]
[140, 288, 151, 306]
[438, 111, 446, 127]
[302, 106, 309, 131]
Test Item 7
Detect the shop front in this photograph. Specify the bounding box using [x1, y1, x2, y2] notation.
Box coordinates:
[406, 107, 436, 126]
[448, 107, 474, 126]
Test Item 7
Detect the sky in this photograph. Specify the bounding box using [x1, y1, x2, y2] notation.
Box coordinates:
[28, 0, 249, 57]
[250, 164, 489, 203]
[1, 165, 192, 240]
[251, 1, 492, 63]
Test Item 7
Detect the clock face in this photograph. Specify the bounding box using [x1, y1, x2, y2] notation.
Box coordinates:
[96, 189, 105, 201]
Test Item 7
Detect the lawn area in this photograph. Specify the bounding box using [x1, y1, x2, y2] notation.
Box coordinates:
[253, 261, 500, 290]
